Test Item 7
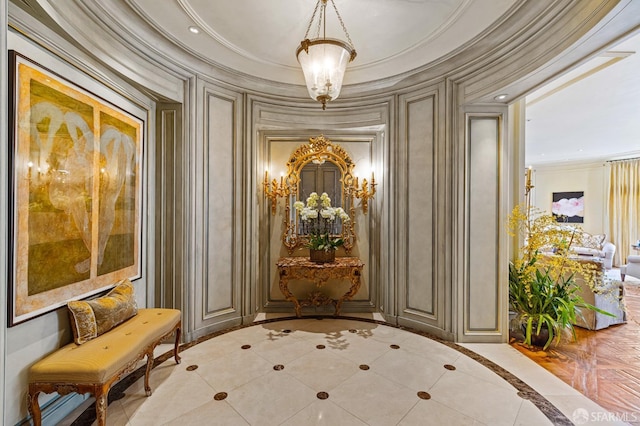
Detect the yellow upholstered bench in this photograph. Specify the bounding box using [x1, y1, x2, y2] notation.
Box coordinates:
[27, 290, 181, 426]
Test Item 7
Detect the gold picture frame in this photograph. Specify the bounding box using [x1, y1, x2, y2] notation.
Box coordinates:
[8, 51, 144, 326]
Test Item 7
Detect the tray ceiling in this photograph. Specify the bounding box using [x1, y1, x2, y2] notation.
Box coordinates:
[129, 0, 517, 85]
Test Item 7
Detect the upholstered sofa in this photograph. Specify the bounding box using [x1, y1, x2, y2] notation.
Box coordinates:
[569, 231, 616, 270]
[574, 276, 626, 330]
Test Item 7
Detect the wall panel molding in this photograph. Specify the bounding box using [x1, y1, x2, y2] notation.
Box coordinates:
[189, 79, 245, 339]
[155, 103, 184, 311]
[457, 109, 510, 342]
[395, 82, 449, 336]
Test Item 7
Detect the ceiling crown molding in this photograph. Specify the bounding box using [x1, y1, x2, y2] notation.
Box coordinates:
[10, 0, 639, 106]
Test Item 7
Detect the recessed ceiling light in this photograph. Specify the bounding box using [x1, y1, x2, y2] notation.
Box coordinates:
[188, 26, 200, 34]
[494, 94, 508, 101]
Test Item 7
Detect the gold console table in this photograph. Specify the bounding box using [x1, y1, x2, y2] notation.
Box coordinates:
[276, 257, 364, 317]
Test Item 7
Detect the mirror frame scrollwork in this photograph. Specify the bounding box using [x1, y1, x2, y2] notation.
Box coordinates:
[282, 135, 358, 254]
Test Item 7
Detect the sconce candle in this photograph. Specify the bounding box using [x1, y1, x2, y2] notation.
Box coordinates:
[524, 166, 534, 196]
[349, 170, 376, 214]
[263, 168, 289, 215]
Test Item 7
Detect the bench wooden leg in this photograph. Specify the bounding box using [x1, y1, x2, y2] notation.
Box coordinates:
[27, 388, 42, 426]
[144, 348, 154, 397]
[95, 387, 108, 426]
[174, 325, 182, 364]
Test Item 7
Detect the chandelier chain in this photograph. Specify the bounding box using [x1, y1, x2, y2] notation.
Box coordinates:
[303, 0, 322, 40]
[315, 2, 324, 39]
[329, 0, 355, 48]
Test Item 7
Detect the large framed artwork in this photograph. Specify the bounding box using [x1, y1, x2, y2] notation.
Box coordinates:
[552, 191, 584, 223]
[8, 51, 144, 326]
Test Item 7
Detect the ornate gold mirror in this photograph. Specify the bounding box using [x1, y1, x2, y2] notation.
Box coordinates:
[263, 135, 375, 254]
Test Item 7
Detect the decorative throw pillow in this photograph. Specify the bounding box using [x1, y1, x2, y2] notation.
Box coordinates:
[67, 300, 98, 345]
[580, 233, 606, 250]
[88, 279, 138, 336]
[67, 279, 138, 345]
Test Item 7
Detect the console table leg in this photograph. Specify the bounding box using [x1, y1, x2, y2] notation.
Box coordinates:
[334, 299, 343, 316]
[279, 275, 302, 317]
[335, 276, 362, 316]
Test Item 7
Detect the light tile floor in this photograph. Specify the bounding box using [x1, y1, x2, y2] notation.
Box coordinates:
[77, 317, 630, 426]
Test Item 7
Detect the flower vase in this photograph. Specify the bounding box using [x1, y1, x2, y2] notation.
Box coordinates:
[310, 249, 335, 263]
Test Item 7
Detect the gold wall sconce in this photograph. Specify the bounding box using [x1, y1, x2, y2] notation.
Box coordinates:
[524, 165, 534, 210]
[525, 165, 534, 196]
[346, 173, 376, 214]
[263, 170, 290, 216]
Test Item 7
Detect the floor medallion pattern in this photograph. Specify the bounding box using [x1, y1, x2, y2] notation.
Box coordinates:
[70, 317, 577, 425]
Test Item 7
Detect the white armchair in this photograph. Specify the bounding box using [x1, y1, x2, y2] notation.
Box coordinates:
[621, 255, 640, 281]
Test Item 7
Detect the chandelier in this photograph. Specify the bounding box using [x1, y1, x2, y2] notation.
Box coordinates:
[296, 0, 357, 110]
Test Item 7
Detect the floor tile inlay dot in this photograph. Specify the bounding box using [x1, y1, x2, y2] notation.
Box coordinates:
[444, 364, 456, 370]
[241, 344, 251, 349]
[273, 364, 285, 371]
[390, 344, 400, 349]
[317, 391, 329, 400]
[213, 392, 228, 401]
[417, 391, 431, 400]
[359, 364, 370, 370]
[185, 365, 198, 371]
[316, 344, 326, 349]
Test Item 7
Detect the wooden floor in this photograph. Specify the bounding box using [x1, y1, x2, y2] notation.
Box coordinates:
[512, 283, 640, 417]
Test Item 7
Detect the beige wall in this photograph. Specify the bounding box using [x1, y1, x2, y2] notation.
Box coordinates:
[4, 0, 638, 424]
[530, 162, 606, 235]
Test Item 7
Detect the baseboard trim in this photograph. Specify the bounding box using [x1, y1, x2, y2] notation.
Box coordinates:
[17, 393, 89, 426]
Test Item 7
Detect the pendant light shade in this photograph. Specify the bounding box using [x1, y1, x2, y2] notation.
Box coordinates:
[296, 0, 356, 110]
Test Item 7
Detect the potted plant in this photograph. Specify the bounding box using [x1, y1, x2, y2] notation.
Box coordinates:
[294, 192, 350, 263]
[508, 205, 614, 349]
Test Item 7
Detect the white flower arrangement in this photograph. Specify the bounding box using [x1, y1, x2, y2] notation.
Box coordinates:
[294, 192, 349, 251]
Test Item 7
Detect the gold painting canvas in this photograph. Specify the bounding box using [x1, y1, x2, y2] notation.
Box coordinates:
[8, 51, 143, 325]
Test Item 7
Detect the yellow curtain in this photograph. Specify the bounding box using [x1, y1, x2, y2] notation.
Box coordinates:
[607, 158, 640, 267]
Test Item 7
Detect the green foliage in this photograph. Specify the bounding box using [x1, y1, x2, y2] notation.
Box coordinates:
[306, 233, 344, 251]
[508, 205, 614, 349]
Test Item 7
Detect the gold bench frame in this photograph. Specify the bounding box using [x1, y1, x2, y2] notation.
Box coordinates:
[27, 321, 181, 426]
